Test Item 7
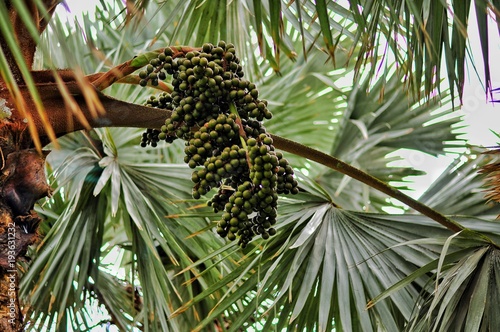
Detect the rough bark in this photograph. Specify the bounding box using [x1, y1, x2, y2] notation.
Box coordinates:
[0, 116, 49, 331]
[0, 2, 62, 330]
[0, 129, 49, 332]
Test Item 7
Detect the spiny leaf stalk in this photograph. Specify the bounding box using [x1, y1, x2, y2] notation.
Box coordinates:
[139, 41, 298, 247]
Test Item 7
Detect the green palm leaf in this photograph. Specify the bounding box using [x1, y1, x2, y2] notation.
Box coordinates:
[418, 148, 500, 217]
[140, 0, 500, 100]
[176, 177, 468, 331]
[304, 71, 464, 211]
[373, 240, 500, 332]
[20, 140, 106, 330]
[21, 129, 240, 330]
[4, 0, 500, 331]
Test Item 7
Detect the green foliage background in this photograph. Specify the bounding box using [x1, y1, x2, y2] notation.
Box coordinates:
[6, 0, 500, 331]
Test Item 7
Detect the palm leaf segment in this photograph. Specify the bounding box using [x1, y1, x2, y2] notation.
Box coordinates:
[21, 129, 235, 331]
[176, 173, 500, 332]
[150, 0, 500, 101]
[304, 72, 462, 212]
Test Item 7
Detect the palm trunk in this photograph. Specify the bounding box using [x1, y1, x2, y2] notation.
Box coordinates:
[0, 131, 50, 330]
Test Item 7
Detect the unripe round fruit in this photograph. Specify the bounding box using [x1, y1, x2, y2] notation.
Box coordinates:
[138, 42, 299, 246]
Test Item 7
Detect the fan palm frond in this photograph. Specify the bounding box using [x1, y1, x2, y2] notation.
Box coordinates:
[307, 71, 464, 211]
[138, 0, 500, 101]
[370, 230, 500, 332]
[21, 128, 240, 330]
[419, 147, 500, 217]
[175, 175, 489, 331]
[6, 1, 500, 331]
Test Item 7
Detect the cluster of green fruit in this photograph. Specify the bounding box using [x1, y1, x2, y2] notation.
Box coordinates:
[139, 42, 298, 247]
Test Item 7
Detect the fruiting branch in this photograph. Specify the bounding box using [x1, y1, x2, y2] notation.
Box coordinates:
[82, 44, 472, 236]
[1, 47, 473, 236]
[91, 46, 202, 91]
[0, 27, 474, 237]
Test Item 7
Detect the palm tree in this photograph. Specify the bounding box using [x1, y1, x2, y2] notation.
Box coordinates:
[1, 0, 500, 331]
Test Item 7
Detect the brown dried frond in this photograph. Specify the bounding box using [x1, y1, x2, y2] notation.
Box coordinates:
[480, 147, 500, 211]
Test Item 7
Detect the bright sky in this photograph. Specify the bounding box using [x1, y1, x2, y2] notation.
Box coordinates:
[462, 4, 500, 147]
